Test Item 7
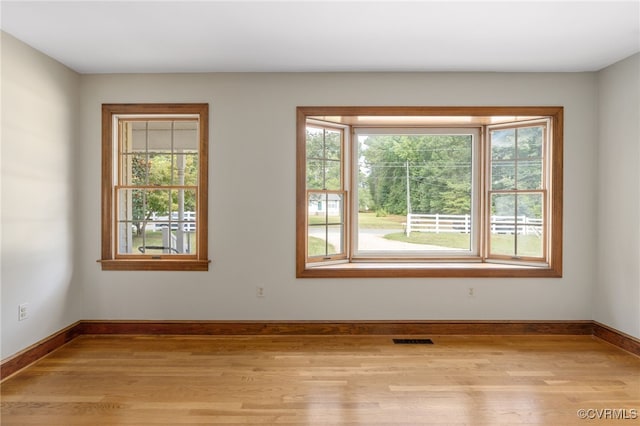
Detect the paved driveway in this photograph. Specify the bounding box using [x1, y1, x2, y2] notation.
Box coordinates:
[308, 228, 456, 251]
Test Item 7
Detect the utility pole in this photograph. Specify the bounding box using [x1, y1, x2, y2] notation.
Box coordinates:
[405, 160, 412, 236]
[406, 160, 411, 215]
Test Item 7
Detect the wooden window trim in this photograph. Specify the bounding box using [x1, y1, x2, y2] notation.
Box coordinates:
[296, 106, 563, 278]
[100, 103, 209, 271]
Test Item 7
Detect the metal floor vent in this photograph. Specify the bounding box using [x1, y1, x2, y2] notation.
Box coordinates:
[393, 338, 434, 345]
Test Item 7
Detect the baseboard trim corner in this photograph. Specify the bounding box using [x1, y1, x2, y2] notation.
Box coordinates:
[0, 321, 83, 381]
[592, 321, 640, 356]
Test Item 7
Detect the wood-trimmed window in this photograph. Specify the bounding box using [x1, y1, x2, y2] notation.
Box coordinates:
[296, 106, 563, 278]
[100, 104, 209, 271]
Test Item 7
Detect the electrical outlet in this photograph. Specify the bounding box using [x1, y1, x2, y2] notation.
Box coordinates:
[256, 286, 265, 298]
[18, 303, 29, 321]
[468, 287, 475, 298]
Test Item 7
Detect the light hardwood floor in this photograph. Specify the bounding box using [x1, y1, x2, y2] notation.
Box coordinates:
[1, 335, 639, 425]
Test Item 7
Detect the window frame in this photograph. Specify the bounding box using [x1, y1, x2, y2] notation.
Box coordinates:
[485, 120, 550, 263]
[100, 103, 210, 271]
[296, 106, 563, 278]
[351, 126, 481, 260]
[305, 122, 349, 263]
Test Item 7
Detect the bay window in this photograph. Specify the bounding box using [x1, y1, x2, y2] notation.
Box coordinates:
[296, 106, 563, 278]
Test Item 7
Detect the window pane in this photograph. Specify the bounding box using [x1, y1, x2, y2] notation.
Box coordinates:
[127, 120, 199, 152]
[121, 120, 199, 188]
[147, 153, 172, 186]
[119, 153, 132, 186]
[306, 127, 342, 190]
[306, 127, 342, 160]
[306, 159, 325, 190]
[323, 160, 341, 190]
[147, 121, 174, 151]
[492, 161, 516, 190]
[516, 193, 543, 257]
[490, 193, 543, 258]
[490, 232, 515, 257]
[308, 225, 328, 257]
[324, 129, 341, 160]
[306, 127, 325, 158]
[119, 153, 151, 186]
[132, 153, 149, 185]
[491, 129, 515, 160]
[490, 125, 546, 258]
[117, 188, 197, 255]
[356, 213, 473, 252]
[326, 225, 343, 255]
[125, 227, 197, 255]
[306, 159, 341, 190]
[517, 126, 543, 159]
[307, 192, 344, 225]
[121, 122, 138, 154]
[490, 193, 516, 256]
[517, 159, 543, 190]
[491, 193, 516, 221]
[172, 152, 199, 185]
[326, 193, 344, 224]
[307, 225, 343, 257]
[307, 192, 344, 258]
[116, 221, 135, 254]
[357, 133, 473, 253]
[172, 121, 199, 151]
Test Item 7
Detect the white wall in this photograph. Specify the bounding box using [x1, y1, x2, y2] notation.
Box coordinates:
[1, 33, 82, 358]
[5, 33, 637, 362]
[595, 53, 640, 338]
[77, 72, 599, 323]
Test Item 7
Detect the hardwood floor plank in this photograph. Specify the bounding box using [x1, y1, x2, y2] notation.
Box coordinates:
[1, 335, 638, 425]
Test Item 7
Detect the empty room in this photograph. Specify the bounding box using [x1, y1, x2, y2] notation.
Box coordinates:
[1, 1, 639, 425]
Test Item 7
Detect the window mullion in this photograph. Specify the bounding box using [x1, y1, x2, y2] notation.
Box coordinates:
[514, 128, 519, 257]
[480, 126, 488, 261]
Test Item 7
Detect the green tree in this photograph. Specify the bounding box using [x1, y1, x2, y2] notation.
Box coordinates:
[306, 128, 341, 190]
[131, 152, 198, 235]
[360, 134, 472, 216]
[489, 126, 543, 219]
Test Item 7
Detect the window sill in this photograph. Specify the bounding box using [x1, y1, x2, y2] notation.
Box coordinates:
[298, 262, 561, 278]
[99, 259, 210, 271]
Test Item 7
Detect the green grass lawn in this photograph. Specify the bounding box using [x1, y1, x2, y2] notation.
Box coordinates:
[489, 234, 542, 257]
[385, 231, 542, 256]
[308, 236, 336, 257]
[357, 212, 406, 229]
[308, 212, 405, 228]
[385, 231, 471, 249]
[308, 215, 342, 225]
[308, 212, 542, 257]
[133, 231, 163, 251]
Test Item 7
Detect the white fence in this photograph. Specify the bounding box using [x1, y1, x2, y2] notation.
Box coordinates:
[489, 215, 542, 236]
[405, 213, 542, 236]
[150, 211, 196, 232]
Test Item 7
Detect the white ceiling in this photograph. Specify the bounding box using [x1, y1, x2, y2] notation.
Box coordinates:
[1, 0, 639, 74]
